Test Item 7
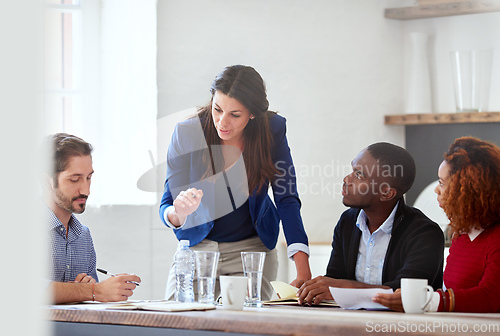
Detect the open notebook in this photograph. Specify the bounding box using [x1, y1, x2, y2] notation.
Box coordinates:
[263, 281, 339, 307]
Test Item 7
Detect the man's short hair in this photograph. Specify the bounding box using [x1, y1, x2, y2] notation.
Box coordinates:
[366, 142, 416, 197]
[47, 133, 93, 178]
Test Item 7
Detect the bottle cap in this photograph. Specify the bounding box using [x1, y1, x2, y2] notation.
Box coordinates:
[179, 240, 190, 246]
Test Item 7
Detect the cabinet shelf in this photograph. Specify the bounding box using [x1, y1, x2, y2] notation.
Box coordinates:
[385, 0, 500, 20]
[384, 112, 500, 125]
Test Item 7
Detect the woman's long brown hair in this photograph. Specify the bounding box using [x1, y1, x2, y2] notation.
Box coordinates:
[442, 136, 500, 236]
[197, 65, 279, 194]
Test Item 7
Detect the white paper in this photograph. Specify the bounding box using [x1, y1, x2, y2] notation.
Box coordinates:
[106, 301, 216, 312]
[329, 287, 393, 310]
[270, 280, 299, 299]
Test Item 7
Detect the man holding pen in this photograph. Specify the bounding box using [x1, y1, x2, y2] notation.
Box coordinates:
[44, 133, 141, 303]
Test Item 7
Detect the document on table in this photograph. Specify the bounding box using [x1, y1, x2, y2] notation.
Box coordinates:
[106, 300, 216, 312]
[329, 287, 393, 310]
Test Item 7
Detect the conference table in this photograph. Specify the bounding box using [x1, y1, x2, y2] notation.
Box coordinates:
[48, 301, 500, 336]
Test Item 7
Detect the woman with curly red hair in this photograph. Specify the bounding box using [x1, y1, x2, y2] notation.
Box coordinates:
[374, 136, 500, 313]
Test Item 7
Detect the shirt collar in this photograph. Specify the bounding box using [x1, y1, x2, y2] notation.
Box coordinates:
[46, 206, 63, 230]
[46, 205, 83, 235]
[356, 200, 399, 235]
[468, 227, 484, 241]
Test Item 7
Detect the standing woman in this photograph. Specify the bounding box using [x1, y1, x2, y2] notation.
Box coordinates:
[160, 65, 311, 300]
[374, 136, 500, 312]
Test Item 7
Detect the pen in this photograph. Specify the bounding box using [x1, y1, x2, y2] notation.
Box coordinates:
[97, 268, 140, 286]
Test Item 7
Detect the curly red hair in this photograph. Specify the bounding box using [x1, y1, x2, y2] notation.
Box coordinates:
[441, 137, 500, 236]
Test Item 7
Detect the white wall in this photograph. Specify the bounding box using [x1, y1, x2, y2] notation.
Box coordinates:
[84, 0, 500, 300]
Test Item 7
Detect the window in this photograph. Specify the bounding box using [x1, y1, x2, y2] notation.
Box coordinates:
[43, 0, 158, 205]
[44, 0, 82, 133]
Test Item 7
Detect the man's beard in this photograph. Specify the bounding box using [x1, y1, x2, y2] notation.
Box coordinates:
[54, 189, 88, 214]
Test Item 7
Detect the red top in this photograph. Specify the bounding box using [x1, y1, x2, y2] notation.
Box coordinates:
[441, 223, 500, 312]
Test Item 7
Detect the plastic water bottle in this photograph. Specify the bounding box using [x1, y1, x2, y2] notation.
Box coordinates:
[174, 240, 195, 302]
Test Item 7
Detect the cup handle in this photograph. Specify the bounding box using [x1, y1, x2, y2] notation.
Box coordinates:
[226, 284, 233, 305]
[422, 285, 433, 311]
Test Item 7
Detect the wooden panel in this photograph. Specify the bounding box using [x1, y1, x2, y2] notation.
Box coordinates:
[385, 0, 500, 20]
[384, 112, 500, 125]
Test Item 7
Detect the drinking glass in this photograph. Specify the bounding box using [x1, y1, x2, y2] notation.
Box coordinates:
[195, 251, 220, 304]
[241, 251, 266, 307]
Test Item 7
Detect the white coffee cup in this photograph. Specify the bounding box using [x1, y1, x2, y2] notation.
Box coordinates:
[219, 276, 247, 310]
[401, 278, 433, 314]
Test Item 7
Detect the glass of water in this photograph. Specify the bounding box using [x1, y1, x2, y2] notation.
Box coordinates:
[195, 251, 220, 304]
[241, 251, 266, 307]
